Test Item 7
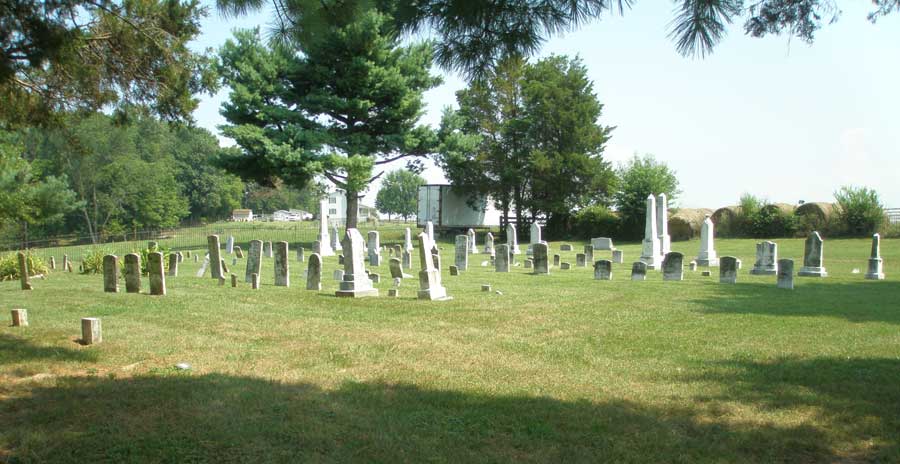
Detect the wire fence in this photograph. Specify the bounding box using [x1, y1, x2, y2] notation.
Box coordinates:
[886, 208, 900, 224]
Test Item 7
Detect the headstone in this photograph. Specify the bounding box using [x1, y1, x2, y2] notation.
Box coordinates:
[560, 262, 571, 270]
[481, 284, 492, 292]
[719, 256, 738, 284]
[657, 192, 671, 257]
[221, 259, 229, 274]
[331, 225, 343, 252]
[639, 194, 661, 269]
[449, 265, 459, 276]
[750, 241, 778, 275]
[662, 252, 684, 281]
[553, 254, 560, 267]
[417, 232, 450, 300]
[798, 231, 828, 277]
[225, 235, 235, 254]
[388, 288, 400, 297]
[317, 199, 334, 256]
[560, 244, 573, 252]
[251, 273, 260, 289]
[17, 252, 32, 290]
[533, 243, 550, 275]
[591, 237, 615, 251]
[402, 250, 412, 270]
[612, 250, 624, 264]
[576, 253, 586, 267]
[81, 318, 102, 345]
[67, 261, 73, 272]
[695, 215, 718, 266]
[432, 253, 441, 271]
[865, 233, 885, 280]
[631, 261, 647, 281]
[484, 232, 495, 256]
[338, 254, 345, 265]
[583, 245, 594, 264]
[218, 276, 226, 286]
[194, 254, 199, 263]
[306, 253, 322, 290]
[231, 274, 237, 287]
[393, 244, 402, 260]
[49, 256, 56, 270]
[701, 270, 711, 277]
[63, 254, 69, 271]
[404, 227, 414, 253]
[389, 258, 404, 279]
[689, 260, 697, 271]
[124, 253, 141, 293]
[263, 241, 273, 258]
[594, 260, 613, 280]
[454, 235, 469, 271]
[235, 246, 244, 258]
[11, 309, 28, 327]
[467, 228, 477, 254]
[369, 273, 381, 283]
[177, 252, 184, 263]
[507, 224, 521, 255]
[274, 241, 289, 287]
[333, 269, 344, 281]
[103, 255, 118, 293]
[208, 235, 224, 280]
[524, 259, 533, 269]
[335, 229, 379, 298]
[296, 246, 305, 263]
[167, 253, 179, 277]
[245, 240, 262, 283]
[527, 223, 542, 255]
[196, 255, 209, 277]
[777, 259, 794, 289]
[367, 231, 382, 267]
[232, 257, 237, 266]
[495, 244, 510, 273]
[147, 241, 158, 251]
[148, 252, 166, 296]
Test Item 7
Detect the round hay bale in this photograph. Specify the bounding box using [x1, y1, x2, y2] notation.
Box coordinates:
[795, 202, 835, 234]
[760, 203, 796, 216]
[711, 206, 741, 237]
[668, 208, 713, 241]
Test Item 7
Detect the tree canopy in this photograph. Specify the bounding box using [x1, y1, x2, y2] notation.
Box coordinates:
[613, 154, 681, 238]
[375, 169, 425, 220]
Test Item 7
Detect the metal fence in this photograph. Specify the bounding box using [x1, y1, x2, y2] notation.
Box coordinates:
[887, 208, 900, 224]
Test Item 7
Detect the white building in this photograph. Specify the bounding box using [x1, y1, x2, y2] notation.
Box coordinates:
[326, 190, 378, 222]
[231, 209, 253, 222]
[272, 209, 312, 222]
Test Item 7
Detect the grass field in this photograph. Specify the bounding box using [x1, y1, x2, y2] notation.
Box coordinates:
[2, 236, 899, 462]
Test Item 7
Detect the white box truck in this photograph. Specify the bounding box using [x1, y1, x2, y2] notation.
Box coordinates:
[417, 185, 501, 230]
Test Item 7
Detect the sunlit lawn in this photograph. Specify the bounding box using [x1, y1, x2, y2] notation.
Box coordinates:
[2, 236, 899, 462]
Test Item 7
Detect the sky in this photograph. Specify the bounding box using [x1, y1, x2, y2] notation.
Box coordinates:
[190, 1, 900, 209]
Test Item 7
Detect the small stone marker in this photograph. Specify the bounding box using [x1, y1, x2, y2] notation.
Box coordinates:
[865, 233, 885, 280]
[194, 254, 199, 263]
[507, 223, 521, 255]
[63, 254, 69, 271]
[81, 318, 102, 345]
[631, 261, 647, 281]
[251, 273, 260, 290]
[533, 243, 550, 275]
[367, 231, 382, 267]
[777, 259, 794, 289]
[612, 250, 624, 264]
[719, 256, 738, 284]
[553, 254, 560, 267]
[576, 253, 586, 267]
[484, 232, 495, 256]
[689, 260, 697, 271]
[231, 274, 238, 287]
[369, 273, 381, 283]
[221, 259, 229, 274]
[296, 246, 305, 263]
[388, 288, 400, 297]
[467, 228, 478, 254]
[331, 225, 343, 252]
[560, 262, 571, 270]
[695, 215, 719, 266]
[481, 284, 491, 292]
[336, 228, 379, 298]
[245, 240, 262, 283]
[148, 252, 166, 296]
[560, 244, 573, 251]
[274, 241, 289, 287]
[798, 231, 827, 277]
[306, 253, 322, 290]
[167, 253, 179, 277]
[594, 260, 612, 280]
[208, 235, 224, 280]
[263, 241, 273, 258]
[103, 255, 118, 293]
[225, 235, 235, 254]
[524, 259, 533, 269]
[449, 265, 459, 276]
[454, 235, 469, 271]
[17, 252, 31, 290]
[402, 250, 412, 270]
[495, 244, 510, 273]
[583, 245, 594, 264]
[750, 241, 778, 275]
[591, 237, 615, 251]
[701, 270, 711, 277]
[333, 269, 344, 281]
[124, 253, 141, 293]
[49, 256, 56, 270]
[235, 246, 244, 258]
[662, 252, 684, 281]
[177, 252, 184, 263]
[11, 309, 28, 327]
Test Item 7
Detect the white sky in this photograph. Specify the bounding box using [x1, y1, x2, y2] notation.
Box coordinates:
[191, 2, 900, 209]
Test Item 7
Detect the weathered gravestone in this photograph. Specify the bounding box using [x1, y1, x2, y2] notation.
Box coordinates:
[583, 245, 594, 264]
[124, 253, 141, 293]
[235, 246, 244, 259]
[103, 255, 118, 293]
[367, 231, 382, 267]
[335, 229, 379, 298]
[221, 259, 229, 274]
[331, 225, 342, 252]
[528, 223, 542, 256]
[296, 246, 305, 263]
[167, 253, 179, 277]
[507, 224, 521, 255]
[524, 259, 533, 269]
[333, 269, 344, 281]
[402, 250, 412, 270]
[560, 244, 573, 251]
[560, 262, 571, 270]
[449, 265, 459, 276]
[225, 235, 235, 254]
[657, 193, 671, 257]
[389, 257, 412, 279]
[576, 253, 586, 267]
[495, 244, 510, 273]
[81, 318, 102, 345]
[639, 194, 661, 269]
[798, 231, 827, 277]
[11, 309, 28, 327]
[49, 256, 56, 270]
[231, 274, 238, 287]
[467, 228, 477, 254]
[316, 200, 335, 257]
[750, 241, 778, 275]
[719, 256, 738, 284]
[631, 261, 647, 281]
[777, 259, 794, 289]
[695, 215, 718, 266]
[245, 240, 262, 283]
[63, 254, 69, 271]
[208, 235, 224, 280]
[612, 250, 624, 264]
[416, 233, 450, 300]
[251, 273, 260, 290]
[454, 235, 469, 271]
[263, 241, 273, 258]
[484, 232, 495, 256]
[404, 227, 414, 253]
[865, 233, 885, 280]
[594, 260, 612, 280]
[689, 260, 697, 271]
[148, 251, 166, 296]
[306, 253, 322, 290]
[533, 243, 550, 275]
[553, 254, 560, 267]
[662, 252, 684, 281]
[591, 237, 615, 251]
[18, 252, 32, 290]
[274, 241, 289, 287]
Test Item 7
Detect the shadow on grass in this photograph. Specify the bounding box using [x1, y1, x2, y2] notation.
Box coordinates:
[690, 279, 900, 324]
[0, 334, 97, 367]
[0, 371, 863, 463]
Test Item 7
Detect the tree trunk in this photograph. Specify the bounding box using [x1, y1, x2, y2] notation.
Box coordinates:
[346, 191, 359, 230]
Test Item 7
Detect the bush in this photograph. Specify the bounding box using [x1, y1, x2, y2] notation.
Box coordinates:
[0, 251, 49, 280]
[80, 248, 111, 274]
[833, 186, 886, 236]
[613, 154, 680, 240]
[573, 205, 620, 239]
[134, 246, 169, 274]
[748, 206, 798, 238]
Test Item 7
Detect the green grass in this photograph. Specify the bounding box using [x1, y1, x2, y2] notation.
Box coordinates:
[1, 237, 899, 462]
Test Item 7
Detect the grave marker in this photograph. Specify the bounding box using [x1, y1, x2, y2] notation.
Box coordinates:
[719, 256, 738, 284]
[750, 241, 778, 275]
[103, 255, 118, 293]
[274, 241, 289, 287]
[495, 244, 510, 273]
[124, 253, 141, 293]
[167, 253, 179, 277]
[307, 253, 322, 290]
[594, 260, 612, 280]
[777, 259, 794, 289]
[416, 232, 450, 300]
[631, 261, 647, 281]
[335, 229, 379, 298]
[507, 224, 521, 255]
[148, 252, 166, 296]
[81, 318, 102, 345]
[245, 240, 262, 283]
[208, 235, 224, 280]
[798, 231, 828, 277]
[18, 252, 32, 290]
[662, 252, 684, 281]
[533, 243, 550, 275]
[11, 309, 28, 327]
[639, 194, 661, 269]
[695, 215, 718, 266]
[454, 235, 469, 271]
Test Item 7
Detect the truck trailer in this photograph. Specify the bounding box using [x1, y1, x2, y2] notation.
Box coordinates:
[417, 184, 501, 230]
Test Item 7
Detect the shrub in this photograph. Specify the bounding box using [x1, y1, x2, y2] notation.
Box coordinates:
[0, 251, 49, 280]
[573, 205, 620, 239]
[833, 186, 886, 236]
[135, 246, 169, 274]
[613, 154, 680, 239]
[80, 248, 110, 274]
[748, 206, 798, 238]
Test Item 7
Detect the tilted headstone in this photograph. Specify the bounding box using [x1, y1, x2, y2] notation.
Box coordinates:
[798, 231, 827, 277]
[454, 235, 469, 271]
[235, 246, 244, 258]
[657, 193, 671, 258]
[167, 253, 179, 277]
[719, 256, 738, 284]
[576, 253, 586, 267]
[331, 225, 343, 252]
[594, 260, 612, 280]
[591, 237, 615, 251]
[484, 232, 495, 256]
[221, 259, 229, 274]
[124, 253, 141, 293]
[208, 235, 224, 280]
[495, 244, 510, 272]
[777, 259, 794, 289]
[612, 250, 624, 264]
[750, 241, 778, 275]
[148, 251, 166, 296]
[467, 228, 477, 254]
[662, 252, 684, 281]
[631, 261, 647, 281]
[416, 232, 450, 300]
[639, 194, 661, 269]
[584, 245, 594, 264]
[532, 243, 550, 275]
[103, 254, 118, 293]
[274, 241, 289, 287]
[81, 318, 102, 345]
[389, 258, 404, 279]
[18, 252, 32, 290]
[245, 240, 262, 283]
[335, 228, 379, 298]
[225, 235, 235, 254]
[865, 233, 885, 280]
[527, 223, 542, 256]
[695, 215, 718, 266]
[507, 223, 521, 255]
[317, 199, 334, 256]
[196, 255, 209, 277]
[306, 253, 322, 290]
[367, 231, 382, 267]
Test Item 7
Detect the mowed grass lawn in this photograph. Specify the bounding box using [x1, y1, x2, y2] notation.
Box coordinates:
[2, 236, 899, 463]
